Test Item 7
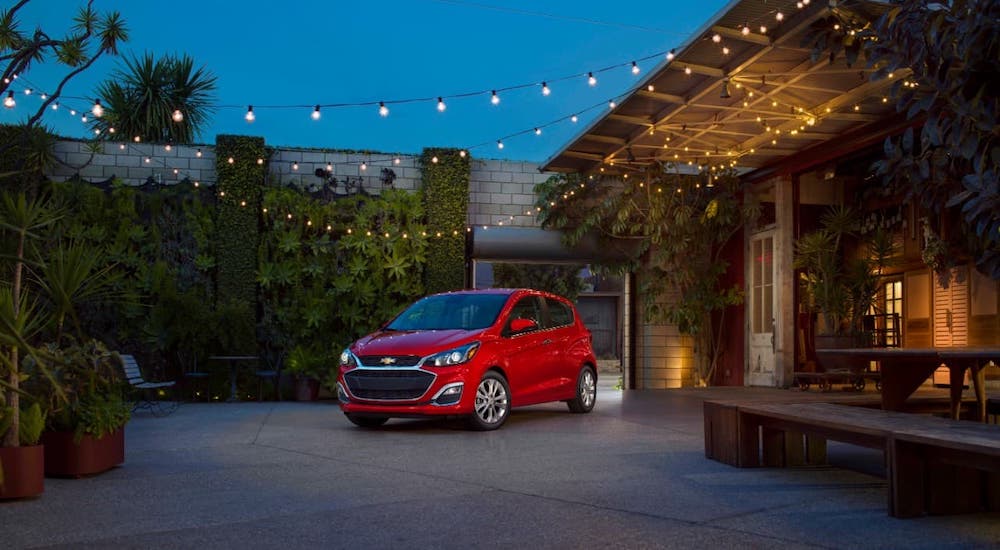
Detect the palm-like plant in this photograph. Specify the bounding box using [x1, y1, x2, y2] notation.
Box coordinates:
[92, 52, 217, 144]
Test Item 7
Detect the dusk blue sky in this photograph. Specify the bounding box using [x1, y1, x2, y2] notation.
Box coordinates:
[4, 0, 731, 162]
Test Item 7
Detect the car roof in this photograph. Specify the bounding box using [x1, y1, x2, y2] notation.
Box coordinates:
[431, 288, 570, 302]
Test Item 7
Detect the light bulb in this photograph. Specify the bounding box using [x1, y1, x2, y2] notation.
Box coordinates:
[459, 150, 466, 158]
[570, 114, 578, 123]
[588, 72, 597, 86]
[490, 90, 500, 105]
[534, 127, 541, 136]
[437, 97, 446, 112]
[684, 66, 692, 75]
[134, 135, 141, 142]
[776, 11, 784, 21]
[631, 61, 640, 75]
[165, 143, 172, 151]
[666, 49, 676, 61]
[326, 162, 333, 171]
[608, 99, 616, 109]
[81, 115, 87, 123]
[722, 46, 730, 55]
[760, 25, 768, 33]
[712, 33, 721, 43]
[379, 101, 389, 117]
[647, 84, 655, 92]
[431, 156, 439, 163]
[245, 105, 255, 122]
[172, 109, 183, 122]
[70, 109, 76, 115]
[742, 24, 750, 35]
[196, 148, 203, 157]
[311, 105, 321, 120]
[92, 99, 103, 117]
[3, 91, 14, 108]
[24, 88, 31, 95]
[497, 140, 504, 149]
[393, 157, 401, 165]
[360, 161, 367, 171]
[541, 82, 550, 96]
[292, 162, 299, 170]
[51, 102, 58, 110]
[40, 93, 46, 99]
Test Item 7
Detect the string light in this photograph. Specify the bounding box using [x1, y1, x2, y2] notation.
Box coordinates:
[588, 72, 597, 86]
[437, 97, 446, 112]
[666, 49, 676, 61]
[570, 114, 578, 123]
[534, 127, 541, 136]
[311, 105, 321, 120]
[172, 109, 183, 122]
[631, 61, 640, 75]
[379, 101, 389, 117]
[711, 33, 721, 43]
[541, 81, 551, 96]
[497, 140, 504, 149]
[3, 91, 14, 108]
[490, 91, 500, 105]
[245, 105, 255, 122]
[91, 99, 103, 117]
[608, 99, 616, 109]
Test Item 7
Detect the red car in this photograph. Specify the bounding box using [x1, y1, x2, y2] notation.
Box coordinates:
[336, 288, 598, 430]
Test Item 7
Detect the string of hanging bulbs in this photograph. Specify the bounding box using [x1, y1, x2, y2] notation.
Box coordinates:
[2, 0, 894, 176]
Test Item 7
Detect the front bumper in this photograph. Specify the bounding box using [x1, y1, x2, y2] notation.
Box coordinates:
[337, 365, 472, 416]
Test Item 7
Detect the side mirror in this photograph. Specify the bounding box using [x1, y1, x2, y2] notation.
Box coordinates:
[509, 318, 538, 333]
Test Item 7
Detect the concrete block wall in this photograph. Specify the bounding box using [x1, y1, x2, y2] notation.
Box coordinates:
[47, 140, 554, 230]
[468, 158, 554, 228]
[634, 282, 695, 389]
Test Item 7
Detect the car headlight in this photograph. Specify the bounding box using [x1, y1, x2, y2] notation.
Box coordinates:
[428, 342, 480, 367]
[339, 349, 358, 369]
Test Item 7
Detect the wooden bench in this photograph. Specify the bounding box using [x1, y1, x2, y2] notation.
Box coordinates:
[708, 401, 1000, 517]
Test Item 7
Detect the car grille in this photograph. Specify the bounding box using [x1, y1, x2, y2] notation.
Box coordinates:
[344, 369, 435, 400]
[357, 355, 422, 367]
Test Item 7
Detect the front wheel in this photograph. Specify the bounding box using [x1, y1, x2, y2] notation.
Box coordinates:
[567, 366, 597, 413]
[345, 413, 388, 428]
[467, 372, 510, 431]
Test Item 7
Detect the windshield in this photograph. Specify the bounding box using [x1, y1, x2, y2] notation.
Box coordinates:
[386, 293, 510, 331]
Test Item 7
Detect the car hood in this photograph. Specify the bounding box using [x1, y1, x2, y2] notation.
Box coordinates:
[352, 329, 484, 357]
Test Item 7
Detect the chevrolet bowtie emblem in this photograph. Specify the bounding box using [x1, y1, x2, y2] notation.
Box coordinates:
[380, 357, 397, 365]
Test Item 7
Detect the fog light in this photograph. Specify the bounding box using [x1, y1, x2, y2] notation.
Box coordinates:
[337, 383, 350, 404]
[432, 383, 463, 406]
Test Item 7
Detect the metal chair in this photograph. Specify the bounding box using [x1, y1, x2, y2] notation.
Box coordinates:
[119, 354, 179, 416]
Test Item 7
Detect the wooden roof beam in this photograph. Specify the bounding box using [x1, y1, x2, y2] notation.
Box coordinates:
[710, 25, 771, 46]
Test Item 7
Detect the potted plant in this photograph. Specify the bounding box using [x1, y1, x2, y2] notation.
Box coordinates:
[0, 193, 62, 497]
[26, 338, 130, 477]
[794, 205, 896, 360]
[284, 344, 331, 401]
[0, 400, 45, 498]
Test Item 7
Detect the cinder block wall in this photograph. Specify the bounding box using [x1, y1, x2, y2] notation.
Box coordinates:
[46, 139, 552, 229]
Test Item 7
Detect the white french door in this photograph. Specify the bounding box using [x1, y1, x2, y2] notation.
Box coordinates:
[748, 230, 776, 386]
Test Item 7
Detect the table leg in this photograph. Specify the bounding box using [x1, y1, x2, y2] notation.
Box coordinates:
[228, 362, 238, 402]
[881, 360, 938, 411]
[948, 364, 968, 420]
[971, 364, 986, 423]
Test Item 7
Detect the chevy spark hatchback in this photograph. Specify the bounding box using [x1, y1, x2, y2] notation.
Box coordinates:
[336, 288, 598, 430]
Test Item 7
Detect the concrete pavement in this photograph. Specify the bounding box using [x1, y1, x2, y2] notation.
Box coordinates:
[2, 381, 998, 549]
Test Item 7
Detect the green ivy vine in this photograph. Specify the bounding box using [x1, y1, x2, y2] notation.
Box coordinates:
[420, 147, 469, 294]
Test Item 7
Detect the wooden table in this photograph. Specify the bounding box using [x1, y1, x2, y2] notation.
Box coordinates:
[208, 355, 258, 402]
[815, 347, 998, 422]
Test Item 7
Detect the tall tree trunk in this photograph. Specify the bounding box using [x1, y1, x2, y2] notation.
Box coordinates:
[3, 230, 25, 447]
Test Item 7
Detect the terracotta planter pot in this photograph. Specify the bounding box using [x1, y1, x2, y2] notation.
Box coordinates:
[41, 428, 125, 477]
[0, 444, 44, 499]
[294, 377, 320, 401]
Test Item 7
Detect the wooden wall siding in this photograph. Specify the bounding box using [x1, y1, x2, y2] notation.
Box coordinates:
[969, 268, 999, 346]
[905, 271, 932, 348]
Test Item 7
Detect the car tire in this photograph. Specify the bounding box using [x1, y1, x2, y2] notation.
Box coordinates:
[566, 365, 597, 413]
[467, 371, 510, 431]
[345, 414, 388, 428]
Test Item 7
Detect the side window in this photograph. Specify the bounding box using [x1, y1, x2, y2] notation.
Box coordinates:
[504, 296, 541, 336]
[545, 298, 574, 328]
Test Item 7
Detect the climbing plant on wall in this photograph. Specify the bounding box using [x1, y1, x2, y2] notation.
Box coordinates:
[214, 135, 264, 352]
[258, 186, 427, 389]
[420, 148, 469, 294]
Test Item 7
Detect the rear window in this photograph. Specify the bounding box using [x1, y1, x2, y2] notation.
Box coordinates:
[546, 298, 574, 328]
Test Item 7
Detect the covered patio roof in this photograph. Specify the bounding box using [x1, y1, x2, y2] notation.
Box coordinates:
[541, 0, 901, 175]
